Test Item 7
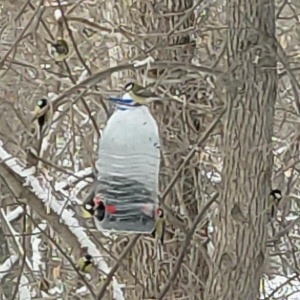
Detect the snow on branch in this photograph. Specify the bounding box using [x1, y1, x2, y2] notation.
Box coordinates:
[54, 167, 93, 191]
[7, 206, 24, 222]
[19, 276, 31, 300]
[0, 141, 125, 299]
[31, 222, 47, 276]
[133, 56, 154, 68]
[0, 254, 18, 281]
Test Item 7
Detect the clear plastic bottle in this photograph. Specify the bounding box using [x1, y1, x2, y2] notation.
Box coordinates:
[93, 93, 160, 233]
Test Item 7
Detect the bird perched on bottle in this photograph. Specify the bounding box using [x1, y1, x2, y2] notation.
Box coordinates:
[83, 194, 104, 218]
[47, 38, 69, 62]
[267, 189, 282, 222]
[83, 194, 116, 222]
[151, 208, 165, 261]
[124, 82, 160, 105]
[76, 254, 94, 273]
[32, 98, 53, 138]
[81, 203, 95, 219]
[81, 180, 99, 218]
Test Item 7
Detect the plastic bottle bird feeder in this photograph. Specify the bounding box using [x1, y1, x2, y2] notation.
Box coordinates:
[87, 93, 161, 233]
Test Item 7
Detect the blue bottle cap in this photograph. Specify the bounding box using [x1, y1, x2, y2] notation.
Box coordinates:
[109, 93, 136, 110]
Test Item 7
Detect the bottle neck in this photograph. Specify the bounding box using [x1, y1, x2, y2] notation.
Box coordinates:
[109, 96, 136, 110]
[115, 104, 137, 111]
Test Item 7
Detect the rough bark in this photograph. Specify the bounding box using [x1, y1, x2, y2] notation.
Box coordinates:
[205, 0, 277, 299]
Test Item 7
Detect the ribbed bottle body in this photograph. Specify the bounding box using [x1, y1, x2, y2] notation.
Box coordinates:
[94, 106, 160, 233]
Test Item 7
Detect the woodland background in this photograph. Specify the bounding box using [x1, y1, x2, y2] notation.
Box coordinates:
[0, 0, 300, 299]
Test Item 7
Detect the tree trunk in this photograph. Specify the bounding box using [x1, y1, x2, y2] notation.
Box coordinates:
[205, 0, 277, 299]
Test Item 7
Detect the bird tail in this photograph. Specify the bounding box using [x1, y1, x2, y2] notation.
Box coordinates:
[267, 205, 276, 223]
[157, 240, 164, 261]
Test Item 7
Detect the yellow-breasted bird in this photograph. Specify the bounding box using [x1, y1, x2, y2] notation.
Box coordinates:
[124, 82, 160, 105]
[83, 193, 106, 222]
[151, 207, 165, 261]
[267, 189, 282, 221]
[82, 188, 96, 218]
[77, 254, 94, 273]
[82, 203, 95, 219]
[32, 98, 52, 137]
[47, 38, 69, 62]
[81, 181, 99, 218]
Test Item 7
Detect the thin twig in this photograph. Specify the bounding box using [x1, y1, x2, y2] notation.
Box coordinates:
[157, 193, 219, 299]
[96, 235, 140, 299]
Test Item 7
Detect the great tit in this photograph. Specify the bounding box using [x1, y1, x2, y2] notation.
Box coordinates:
[83, 194, 116, 222]
[83, 194, 104, 217]
[267, 189, 282, 221]
[76, 254, 94, 273]
[81, 181, 99, 218]
[32, 98, 52, 137]
[47, 39, 69, 62]
[93, 195, 106, 221]
[124, 82, 160, 105]
[81, 203, 95, 219]
[151, 208, 165, 261]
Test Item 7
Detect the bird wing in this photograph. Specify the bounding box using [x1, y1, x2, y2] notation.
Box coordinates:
[161, 219, 165, 244]
[268, 195, 276, 218]
[155, 218, 165, 244]
[151, 227, 156, 238]
[270, 204, 276, 219]
[135, 88, 157, 98]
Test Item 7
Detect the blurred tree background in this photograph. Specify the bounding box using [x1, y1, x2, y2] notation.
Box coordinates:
[0, 0, 300, 299]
